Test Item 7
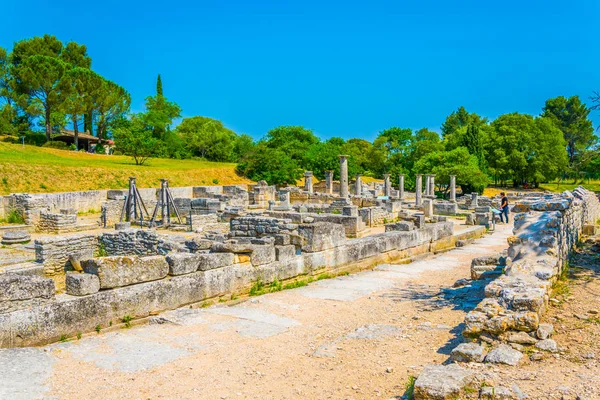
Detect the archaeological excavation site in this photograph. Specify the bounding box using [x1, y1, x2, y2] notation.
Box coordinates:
[1, 159, 599, 400]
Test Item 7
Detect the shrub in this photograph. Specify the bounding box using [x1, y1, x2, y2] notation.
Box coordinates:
[42, 141, 68, 150]
[68, 143, 77, 151]
[6, 209, 24, 224]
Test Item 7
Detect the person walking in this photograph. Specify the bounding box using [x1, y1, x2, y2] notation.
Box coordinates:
[500, 192, 509, 223]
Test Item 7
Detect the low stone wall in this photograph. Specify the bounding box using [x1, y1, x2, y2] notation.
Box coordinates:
[0, 219, 482, 348]
[36, 212, 77, 233]
[100, 229, 159, 256]
[229, 216, 297, 238]
[34, 234, 99, 291]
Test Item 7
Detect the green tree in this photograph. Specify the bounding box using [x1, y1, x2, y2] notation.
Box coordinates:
[94, 79, 131, 139]
[304, 138, 345, 179]
[264, 125, 319, 163]
[441, 106, 487, 138]
[541, 95, 596, 173]
[236, 142, 301, 185]
[177, 116, 237, 161]
[463, 123, 486, 170]
[232, 134, 255, 162]
[414, 147, 489, 195]
[143, 75, 181, 139]
[112, 116, 158, 165]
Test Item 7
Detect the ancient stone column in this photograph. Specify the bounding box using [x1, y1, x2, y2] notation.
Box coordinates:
[449, 175, 456, 203]
[430, 175, 436, 198]
[423, 198, 433, 217]
[415, 174, 423, 207]
[339, 155, 349, 198]
[471, 192, 479, 208]
[325, 171, 334, 194]
[304, 171, 313, 192]
[424, 175, 431, 196]
[398, 174, 405, 200]
[383, 174, 391, 197]
[355, 174, 362, 196]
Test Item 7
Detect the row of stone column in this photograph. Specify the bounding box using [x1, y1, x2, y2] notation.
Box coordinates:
[304, 155, 456, 204]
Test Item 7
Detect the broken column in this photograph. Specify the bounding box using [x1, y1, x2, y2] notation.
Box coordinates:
[424, 175, 431, 196]
[383, 174, 391, 197]
[429, 175, 435, 197]
[325, 171, 334, 194]
[339, 155, 349, 198]
[415, 174, 423, 207]
[354, 174, 362, 196]
[398, 174, 405, 200]
[449, 175, 456, 203]
[304, 171, 313, 192]
[471, 192, 479, 208]
[423, 198, 433, 217]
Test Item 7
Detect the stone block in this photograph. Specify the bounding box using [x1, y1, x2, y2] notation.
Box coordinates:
[196, 253, 235, 271]
[250, 245, 276, 266]
[114, 222, 130, 231]
[65, 272, 100, 296]
[81, 255, 169, 289]
[414, 364, 477, 400]
[166, 253, 201, 276]
[484, 344, 523, 365]
[298, 222, 346, 252]
[480, 386, 515, 400]
[184, 238, 213, 252]
[449, 343, 486, 363]
[276, 245, 297, 262]
[536, 323, 554, 340]
[0, 274, 55, 303]
[1, 231, 31, 245]
[68, 249, 94, 272]
[385, 221, 415, 232]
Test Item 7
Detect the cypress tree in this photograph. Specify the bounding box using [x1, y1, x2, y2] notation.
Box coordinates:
[156, 74, 163, 97]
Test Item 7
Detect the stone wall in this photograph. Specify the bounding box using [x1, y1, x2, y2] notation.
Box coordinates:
[36, 212, 77, 233]
[101, 199, 125, 227]
[229, 216, 297, 238]
[34, 234, 99, 291]
[0, 219, 476, 348]
[100, 229, 159, 256]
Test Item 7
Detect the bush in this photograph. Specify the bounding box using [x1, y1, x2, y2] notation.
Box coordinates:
[42, 141, 68, 150]
[5, 209, 25, 224]
[68, 144, 77, 151]
[95, 143, 105, 154]
[113, 150, 123, 156]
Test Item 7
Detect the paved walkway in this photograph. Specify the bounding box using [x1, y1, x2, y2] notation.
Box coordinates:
[0, 224, 513, 400]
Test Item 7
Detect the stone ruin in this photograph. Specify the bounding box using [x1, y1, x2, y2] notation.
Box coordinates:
[413, 186, 600, 399]
[0, 157, 581, 349]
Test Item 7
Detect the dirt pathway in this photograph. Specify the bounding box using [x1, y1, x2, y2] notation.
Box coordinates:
[0, 224, 513, 400]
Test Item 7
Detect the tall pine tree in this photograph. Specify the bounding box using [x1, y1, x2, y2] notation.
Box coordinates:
[156, 74, 163, 97]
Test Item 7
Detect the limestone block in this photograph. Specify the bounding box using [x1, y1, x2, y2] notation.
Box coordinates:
[114, 222, 130, 231]
[1, 231, 31, 245]
[385, 221, 415, 232]
[196, 253, 235, 271]
[480, 386, 515, 400]
[65, 272, 100, 296]
[166, 253, 201, 276]
[275, 245, 296, 262]
[449, 343, 486, 363]
[0, 274, 55, 303]
[535, 339, 558, 352]
[506, 331, 537, 345]
[68, 250, 94, 272]
[81, 255, 169, 289]
[484, 344, 523, 365]
[413, 364, 477, 400]
[536, 323, 554, 340]
[184, 238, 213, 252]
[298, 222, 346, 253]
[250, 245, 276, 266]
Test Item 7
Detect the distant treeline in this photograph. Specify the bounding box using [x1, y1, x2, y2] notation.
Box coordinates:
[1, 35, 599, 191]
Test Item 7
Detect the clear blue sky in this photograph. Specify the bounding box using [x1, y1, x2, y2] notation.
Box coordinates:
[2, 0, 598, 141]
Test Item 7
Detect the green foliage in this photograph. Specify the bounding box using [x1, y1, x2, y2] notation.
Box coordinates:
[405, 375, 416, 399]
[95, 325, 101, 333]
[236, 142, 301, 185]
[6, 209, 25, 224]
[77, 331, 82, 340]
[143, 76, 181, 139]
[415, 147, 488, 194]
[60, 334, 68, 343]
[42, 140, 68, 149]
[177, 116, 237, 161]
[121, 315, 133, 328]
[441, 106, 487, 138]
[96, 242, 108, 257]
[112, 116, 159, 165]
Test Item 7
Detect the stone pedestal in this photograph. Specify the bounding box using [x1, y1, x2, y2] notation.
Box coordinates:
[354, 174, 362, 196]
[415, 174, 423, 207]
[449, 175, 456, 203]
[423, 198, 433, 217]
[325, 171, 334, 194]
[304, 171, 313, 192]
[383, 174, 391, 197]
[398, 174, 405, 200]
[339, 155, 349, 198]
[471, 192, 479, 208]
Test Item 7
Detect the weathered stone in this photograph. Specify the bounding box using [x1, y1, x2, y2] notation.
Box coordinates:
[449, 343, 486, 363]
[81, 255, 169, 289]
[484, 344, 523, 366]
[275, 245, 296, 262]
[0, 274, 55, 302]
[506, 331, 537, 345]
[1, 230, 31, 245]
[184, 238, 213, 252]
[536, 323, 554, 340]
[68, 250, 94, 272]
[535, 339, 558, 353]
[166, 253, 201, 276]
[414, 364, 477, 400]
[65, 272, 100, 296]
[196, 253, 235, 271]
[114, 222, 130, 231]
[250, 245, 276, 266]
[298, 222, 346, 252]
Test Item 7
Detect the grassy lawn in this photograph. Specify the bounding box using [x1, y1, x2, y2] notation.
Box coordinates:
[484, 180, 600, 197]
[0, 142, 253, 195]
